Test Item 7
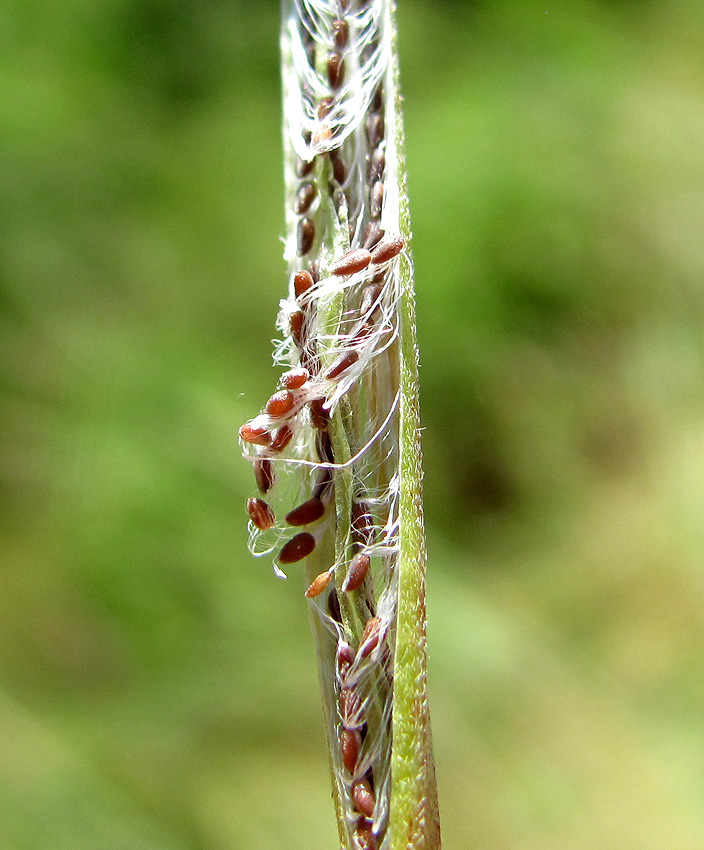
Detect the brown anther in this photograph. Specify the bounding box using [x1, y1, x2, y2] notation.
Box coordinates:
[361, 281, 384, 317]
[336, 642, 355, 679]
[351, 320, 375, 342]
[309, 397, 331, 430]
[327, 53, 345, 89]
[295, 156, 315, 178]
[271, 424, 294, 453]
[278, 532, 316, 564]
[351, 501, 374, 544]
[317, 96, 335, 119]
[366, 113, 384, 148]
[290, 310, 306, 346]
[370, 180, 384, 219]
[355, 819, 380, 850]
[358, 617, 381, 658]
[285, 497, 325, 526]
[266, 389, 295, 418]
[305, 570, 332, 598]
[329, 149, 346, 185]
[332, 19, 349, 49]
[363, 221, 384, 250]
[367, 147, 386, 182]
[280, 367, 309, 390]
[297, 217, 315, 256]
[352, 779, 376, 818]
[253, 458, 274, 493]
[330, 248, 372, 277]
[371, 234, 405, 265]
[246, 497, 276, 531]
[239, 421, 272, 446]
[371, 84, 384, 112]
[342, 553, 370, 592]
[324, 350, 359, 380]
[340, 729, 361, 773]
[312, 125, 333, 145]
[293, 270, 314, 299]
[293, 181, 316, 215]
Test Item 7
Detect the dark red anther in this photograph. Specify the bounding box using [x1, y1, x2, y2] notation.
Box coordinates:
[363, 221, 384, 250]
[278, 532, 316, 564]
[285, 497, 325, 526]
[266, 389, 295, 418]
[370, 180, 384, 219]
[305, 570, 332, 598]
[340, 729, 361, 773]
[317, 96, 334, 119]
[290, 310, 306, 346]
[309, 397, 330, 429]
[327, 52, 345, 89]
[253, 458, 274, 493]
[270, 424, 294, 453]
[246, 497, 275, 531]
[330, 248, 372, 277]
[293, 181, 316, 215]
[352, 779, 376, 818]
[358, 617, 381, 659]
[297, 218, 315, 256]
[293, 270, 314, 299]
[295, 156, 315, 178]
[342, 553, 370, 592]
[239, 421, 272, 446]
[355, 819, 380, 850]
[324, 350, 359, 380]
[332, 19, 349, 49]
[371, 234, 405, 265]
[366, 113, 384, 148]
[280, 367, 309, 389]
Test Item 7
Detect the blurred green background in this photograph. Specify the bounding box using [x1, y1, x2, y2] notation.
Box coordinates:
[2, 0, 704, 847]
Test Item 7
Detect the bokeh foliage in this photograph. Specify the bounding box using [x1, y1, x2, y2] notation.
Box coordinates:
[2, 1, 704, 847]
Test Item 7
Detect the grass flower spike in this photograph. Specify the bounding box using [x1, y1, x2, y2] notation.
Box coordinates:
[240, 1, 440, 847]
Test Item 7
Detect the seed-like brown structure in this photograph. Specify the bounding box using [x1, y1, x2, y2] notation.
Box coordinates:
[278, 531, 316, 564]
[293, 181, 316, 215]
[246, 497, 275, 531]
[366, 113, 384, 148]
[317, 96, 334, 119]
[371, 234, 405, 265]
[290, 310, 306, 346]
[360, 281, 384, 317]
[329, 149, 346, 185]
[253, 458, 274, 493]
[324, 350, 359, 380]
[297, 217, 315, 256]
[332, 19, 349, 49]
[352, 779, 376, 818]
[309, 397, 331, 429]
[336, 642, 355, 679]
[370, 180, 384, 219]
[327, 53, 345, 89]
[363, 221, 384, 250]
[371, 83, 384, 112]
[305, 570, 332, 598]
[295, 156, 315, 178]
[293, 270, 314, 299]
[358, 617, 381, 659]
[340, 728, 361, 773]
[239, 421, 272, 446]
[266, 389, 295, 418]
[342, 553, 370, 592]
[271, 424, 294, 453]
[280, 367, 309, 389]
[330, 248, 372, 277]
[285, 497, 325, 526]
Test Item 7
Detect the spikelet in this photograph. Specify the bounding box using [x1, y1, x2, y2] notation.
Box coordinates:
[240, 2, 440, 847]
